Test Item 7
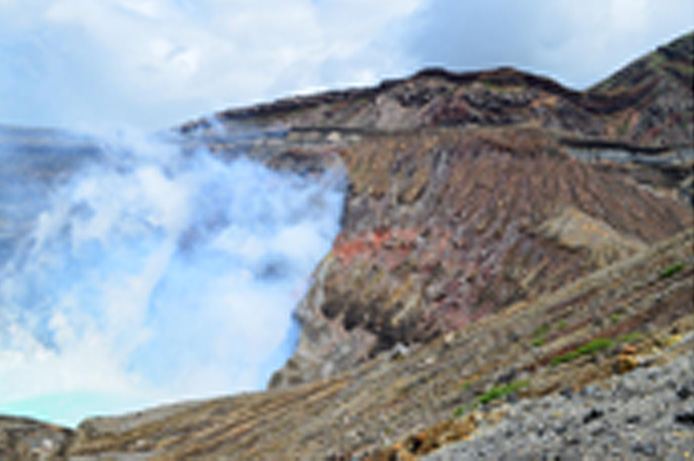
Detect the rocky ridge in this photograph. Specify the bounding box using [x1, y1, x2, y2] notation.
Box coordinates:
[183, 32, 693, 148]
[1, 31, 693, 459]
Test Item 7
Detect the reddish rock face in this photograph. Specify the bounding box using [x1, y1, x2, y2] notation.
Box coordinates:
[268, 128, 692, 388]
[178, 34, 694, 390]
[257, 33, 694, 388]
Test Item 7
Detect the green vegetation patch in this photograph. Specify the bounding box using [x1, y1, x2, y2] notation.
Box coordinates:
[531, 323, 557, 347]
[455, 379, 533, 417]
[531, 337, 545, 347]
[618, 331, 644, 344]
[551, 338, 614, 366]
[660, 262, 684, 279]
[453, 403, 475, 418]
[477, 380, 530, 405]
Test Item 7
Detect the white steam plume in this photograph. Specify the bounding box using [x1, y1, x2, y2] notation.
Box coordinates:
[0, 126, 344, 426]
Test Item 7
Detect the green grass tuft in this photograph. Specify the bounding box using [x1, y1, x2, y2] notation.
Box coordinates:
[618, 332, 644, 344]
[477, 380, 530, 405]
[453, 402, 478, 418]
[531, 337, 545, 347]
[660, 262, 684, 278]
[551, 338, 614, 366]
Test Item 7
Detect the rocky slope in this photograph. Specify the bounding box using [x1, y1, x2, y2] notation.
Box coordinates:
[424, 351, 694, 460]
[15, 230, 693, 459]
[1, 32, 693, 459]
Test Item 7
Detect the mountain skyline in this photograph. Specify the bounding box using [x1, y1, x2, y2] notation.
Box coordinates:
[0, 0, 692, 130]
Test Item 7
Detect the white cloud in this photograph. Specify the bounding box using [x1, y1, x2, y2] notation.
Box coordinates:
[0, 0, 424, 129]
[407, 0, 693, 89]
[532, 0, 693, 85]
[610, 0, 648, 32]
[0, 0, 691, 130]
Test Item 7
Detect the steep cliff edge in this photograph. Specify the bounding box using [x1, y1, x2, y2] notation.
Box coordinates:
[268, 127, 691, 389]
[228, 32, 690, 389]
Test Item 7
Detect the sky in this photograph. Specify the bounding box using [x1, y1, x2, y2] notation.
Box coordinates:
[0, 0, 692, 131]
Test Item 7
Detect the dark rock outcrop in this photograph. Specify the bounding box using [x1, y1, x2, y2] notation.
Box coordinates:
[0, 416, 72, 459]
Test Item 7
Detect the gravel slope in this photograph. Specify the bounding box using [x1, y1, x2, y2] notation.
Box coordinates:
[424, 349, 694, 460]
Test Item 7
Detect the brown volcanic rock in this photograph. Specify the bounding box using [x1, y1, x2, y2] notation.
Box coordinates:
[0, 416, 72, 459]
[62, 231, 694, 459]
[588, 32, 694, 147]
[184, 34, 693, 149]
[268, 127, 692, 388]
